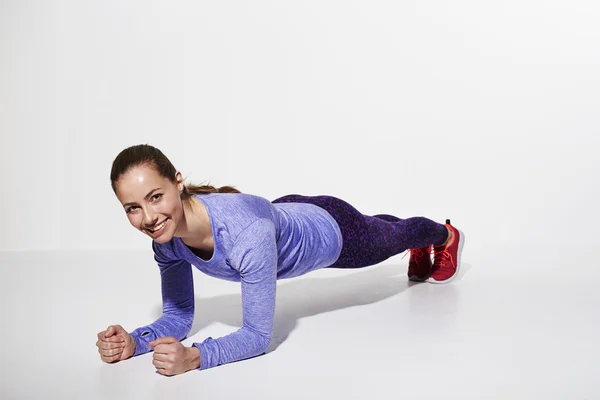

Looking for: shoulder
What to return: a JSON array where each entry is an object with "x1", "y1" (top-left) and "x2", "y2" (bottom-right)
[
  {"x1": 151, "y1": 239, "x2": 179, "y2": 264},
  {"x1": 229, "y1": 218, "x2": 277, "y2": 273},
  {"x1": 195, "y1": 193, "x2": 277, "y2": 231},
  {"x1": 196, "y1": 193, "x2": 278, "y2": 245},
  {"x1": 195, "y1": 192, "x2": 273, "y2": 211}
]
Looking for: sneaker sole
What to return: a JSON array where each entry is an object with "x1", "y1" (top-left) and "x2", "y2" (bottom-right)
[
  {"x1": 426, "y1": 229, "x2": 465, "y2": 284},
  {"x1": 409, "y1": 268, "x2": 431, "y2": 282}
]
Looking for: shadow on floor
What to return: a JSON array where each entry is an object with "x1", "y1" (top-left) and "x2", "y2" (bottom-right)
[{"x1": 151, "y1": 261, "x2": 472, "y2": 352}]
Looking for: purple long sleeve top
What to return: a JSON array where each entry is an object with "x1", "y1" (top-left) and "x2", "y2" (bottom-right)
[{"x1": 128, "y1": 193, "x2": 343, "y2": 370}]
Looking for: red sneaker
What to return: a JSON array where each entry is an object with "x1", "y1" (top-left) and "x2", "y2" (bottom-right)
[
  {"x1": 426, "y1": 219, "x2": 465, "y2": 284},
  {"x1": 407, "y1": 245, "x2": 433, "y2": 281}
]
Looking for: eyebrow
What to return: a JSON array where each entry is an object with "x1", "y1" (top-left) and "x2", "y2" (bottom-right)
[{"x1": 123, "y1": 188, "x2": 162, "y2": 207}]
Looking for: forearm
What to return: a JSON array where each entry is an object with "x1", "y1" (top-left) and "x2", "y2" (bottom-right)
[
  {"x1": 130, "y1": 312, "x2": 194, "y2": 356},
  {"x1": 193, "y1": 326, "x2": 272, "y2": 370}
]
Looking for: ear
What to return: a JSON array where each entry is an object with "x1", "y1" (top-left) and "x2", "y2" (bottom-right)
[{"x1": 175, "y1": 171, "x2": 184, "y2": 193}]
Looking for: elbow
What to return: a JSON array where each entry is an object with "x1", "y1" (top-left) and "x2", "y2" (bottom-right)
[
  {"x1": 255, "y1": 332, "x2": 273, "y2": 355},
  {"x1": 179, "y1": 313, "x2": 194, "y2": 335},
  {"x1": 243, "y1": 325, "x2": 272, "y2": 355}
]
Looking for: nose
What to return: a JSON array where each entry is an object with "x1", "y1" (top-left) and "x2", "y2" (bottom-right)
[{"x1": 142, "y1": 207, "x2": 158, "y2": 228}]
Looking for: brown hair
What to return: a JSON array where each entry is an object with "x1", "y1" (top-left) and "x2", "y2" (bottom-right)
[{"x1": 110, "y1": 144, "x2": 241, "y2": 198}]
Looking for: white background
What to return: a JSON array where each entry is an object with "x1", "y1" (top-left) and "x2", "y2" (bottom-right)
[
  {"x1": 1, "y1": 1, "x2": 599, "y2": 399},
  {"x1": 2, "y1": 0, "x2": 598, "y2": 257}
]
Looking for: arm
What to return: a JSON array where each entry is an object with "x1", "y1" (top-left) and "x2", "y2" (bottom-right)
[
  {"x1": 129, "y1": 245, "x2": 195, "y2": 356},
  {"x1": 193, "y1": 218, "x2": 277, "y2": 370}
]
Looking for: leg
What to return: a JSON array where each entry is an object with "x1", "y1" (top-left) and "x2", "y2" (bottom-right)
[
  {"x1": 372, "y1": 214, "x2": 402, "y2": 222},
  {"x1": 272, "y1": 194, "x2": 449, "y2": 269}
]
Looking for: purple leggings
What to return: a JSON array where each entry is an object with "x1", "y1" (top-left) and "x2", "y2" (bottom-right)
[{"x1": 271, "y1": 194, "x2": 448, "y2": 269}]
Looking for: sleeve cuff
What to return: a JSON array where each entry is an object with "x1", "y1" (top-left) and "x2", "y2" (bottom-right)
[
  {"x1": 193, "y1": 337, "x2": 218, "y2": 370},
  {"x1": 129, "y1": 327, "x2": 158, "y2": 356}
]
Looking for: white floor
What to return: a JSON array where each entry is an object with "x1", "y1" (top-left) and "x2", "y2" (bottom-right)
[{"x1": 1, "y1": 246, "x2": 598, "y2": 400}]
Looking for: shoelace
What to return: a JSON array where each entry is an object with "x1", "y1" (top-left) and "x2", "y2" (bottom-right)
[
  {"x1": 433, "y1": 247, "x2": 452, "y2": 267},
  {"x1": 402, "y1": 247, "x2": 429, "y2": 262}
]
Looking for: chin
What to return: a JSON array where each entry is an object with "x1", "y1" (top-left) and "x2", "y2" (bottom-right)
[{"x1": 152, "y1": 232, "x2": 173, "y2": 244}]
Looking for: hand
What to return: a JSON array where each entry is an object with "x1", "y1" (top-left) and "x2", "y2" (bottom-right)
[
  {"x1": 149, "y1": 337, "x2": 201, "y2": 376},
  {"x1": 96, "y1": 324, "x2": 136, "y2": 363}
]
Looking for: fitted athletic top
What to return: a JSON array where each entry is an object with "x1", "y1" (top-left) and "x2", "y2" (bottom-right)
[{"x1": 129, "y1": 193, "x2": 343, "y2": 370}]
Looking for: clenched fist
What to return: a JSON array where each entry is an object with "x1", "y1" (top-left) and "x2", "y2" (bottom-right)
[
  {"x1": 96, "y1": 324, "x2": 136, "y2": 363},
  {"x1": 149, "y1": 336, "x2": 201, "y2": 376}
]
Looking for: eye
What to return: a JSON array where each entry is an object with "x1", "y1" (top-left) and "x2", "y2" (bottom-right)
[
  {"x1": 151, "y1": 193, "x2": 163, "y2": 202},
  {"x1": 125, "y1": 206, "x2": 138, "y2": 214}
]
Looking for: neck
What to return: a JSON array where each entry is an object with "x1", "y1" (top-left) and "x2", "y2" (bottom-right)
[{"x1": 177, "y1": 197, "x2": 212, "y2": 249}]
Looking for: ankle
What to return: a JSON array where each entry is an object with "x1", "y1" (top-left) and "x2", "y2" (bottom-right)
[{"x1": 438, "y1": 226, "x2": 453, "y2": 248}]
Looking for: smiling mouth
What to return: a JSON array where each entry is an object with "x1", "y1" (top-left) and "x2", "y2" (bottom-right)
[{"x1": 148, "y1": 219, "x2": 168, "y2": 233}]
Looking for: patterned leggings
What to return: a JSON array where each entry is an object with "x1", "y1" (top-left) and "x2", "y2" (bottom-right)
[{"x1": 271, "y1": 194, "x2": 448, "y2": 269}]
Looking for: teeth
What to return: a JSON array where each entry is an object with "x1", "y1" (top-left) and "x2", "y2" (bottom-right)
[{"x1": 151, "y1": 220, "x2": 166, "y2": 232}]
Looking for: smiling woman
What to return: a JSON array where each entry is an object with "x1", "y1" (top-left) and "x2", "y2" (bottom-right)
[
  {"x1": 96, "y1": 143, "x2": 465, "y2": 376},
  {"x1": 110, "y1": 145, "x2": 239, "y2": 248}
]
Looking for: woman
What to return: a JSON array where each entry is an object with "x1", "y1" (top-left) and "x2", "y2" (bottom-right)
[{"x1": 96, "y1": 144, "x2": 465, "y2": 376}]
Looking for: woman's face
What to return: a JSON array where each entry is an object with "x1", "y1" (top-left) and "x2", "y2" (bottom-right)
[{"x1": 114, "y1": 164, "x2": 185, "y2": 243}]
